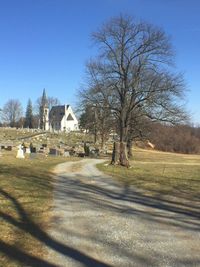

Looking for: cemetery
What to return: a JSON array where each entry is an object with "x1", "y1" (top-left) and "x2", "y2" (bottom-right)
[
  {"x1": 0, "y1": 127, "x2": 109, "y2": 161},
  {"x1": 0, "y1": 4, "x2": 200, "y2": 267}
]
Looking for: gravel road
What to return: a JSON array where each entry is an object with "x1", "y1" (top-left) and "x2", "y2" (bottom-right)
[{"x1": 46, "y1": 159, "x2": 200, "y2": 267}]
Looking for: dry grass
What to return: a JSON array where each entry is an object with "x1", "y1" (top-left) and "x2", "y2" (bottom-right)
[
  {"x1": 0, "y1": 151, "x2": 77, "y2": 267},
  {"x1": 97, "y1": 148, "x2": 200, "y2": 201}
]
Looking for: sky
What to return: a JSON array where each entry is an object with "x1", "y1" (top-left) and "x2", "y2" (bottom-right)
[{"x1": 0, "y1": 0, "x2": 200, "y2": 124}]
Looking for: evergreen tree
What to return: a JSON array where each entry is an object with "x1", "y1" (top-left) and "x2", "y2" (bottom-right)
[{"x1": 24, "y1": 99, "x2": 34, "y2": 128}]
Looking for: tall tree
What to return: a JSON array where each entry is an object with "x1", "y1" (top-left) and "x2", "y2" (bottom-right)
[
  {"x1": 48, "y1": 97, "x2": 60, "y2": 110},
  {"x1": 2, "y1": 99, "x2": 23, "y2": 127},
  {"x1": 80, "y1": 15, "x2": 188, "y2": 166},
  {"x1": 80, "y1": 104, "x2": 113, "y2": 148},
  {"x1": 24, "y1": 99, "x2": 34, "y2": 128}
]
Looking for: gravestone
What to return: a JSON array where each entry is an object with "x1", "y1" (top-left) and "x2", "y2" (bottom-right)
[
  {"x1": 30, "y1": 147, "x2": 36, "y2": 153},
  {"x1": 64, "y1": 151, "x2": 70, "y2": 157},
  {"x1": 16, "y1": 145, "x2": 25, "y2": 159},
  {"x1": 26, "y1": 148, "x2": 31, "y2": 154},
  {"x1": 39, "y1": 147, "x2": 45, "y2": 153},
  {"x1": 89, "y1": 147, "x2": 100, "y2": 158},
  {"x1": 78, "y1": 152, "x2": 85, "y2": 157},
  {"x1": 49, "y1": 148, "x2": 58, "y2": 156},
  {"x1": 42, "y1": 144, "x2": 47, "y2": 148}
]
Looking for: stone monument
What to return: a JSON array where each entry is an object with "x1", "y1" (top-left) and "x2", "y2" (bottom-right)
[{"x1": 16, "y1": 145, "x2": 25, "y2": 159}]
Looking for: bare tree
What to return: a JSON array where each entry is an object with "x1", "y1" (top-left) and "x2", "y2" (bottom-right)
[
  {"x1": 2, "y1": 99, "x2": 23, "y2": 127},
  {"x1": 80, "y1": 103, "x2": 113, "y2": 148},
  {"x1": 80, "y1": 15, "x2": 188, "y2": 166},
  {"x1": 35, "y1": 96, "x2": 60, "y2": 114},
  {"x1": 47, "y1": 97, "x2": 61, "y2": 110}
]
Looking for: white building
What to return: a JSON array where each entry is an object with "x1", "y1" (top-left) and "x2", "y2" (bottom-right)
[{"x1": 43, "y1": 105, "x2": 79, "y2": 132}]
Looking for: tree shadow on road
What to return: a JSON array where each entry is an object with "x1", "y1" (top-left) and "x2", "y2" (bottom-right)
[
  {"x1": 56, "y1": 174, "x2": 200, "y2": 232},
  {"x1": 1, "y1": 166, "x2": 200, "y2": 267}
]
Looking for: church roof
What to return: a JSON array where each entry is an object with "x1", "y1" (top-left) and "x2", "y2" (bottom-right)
[
  {"x1": 49, "y1": 105, "x2": 74, "y2": 122},
  {"x1": 49, "y1": 105, "x2": 65, "y2": 121},
  {"x1": 67, "y1": 114, "x2": 74, "y2": 121}
]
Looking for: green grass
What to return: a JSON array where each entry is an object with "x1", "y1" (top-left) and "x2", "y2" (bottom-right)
[
  {"x1": 0, "y1": 151, "x2": 77, "y2": 267},
  {"x1": 97, "y1": 148, "x2": 200, "y2": 200}
]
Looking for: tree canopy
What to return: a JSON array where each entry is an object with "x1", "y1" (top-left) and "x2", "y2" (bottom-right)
[{"x1": 80, "y1": 15, "x2": 188, "y2": 166}]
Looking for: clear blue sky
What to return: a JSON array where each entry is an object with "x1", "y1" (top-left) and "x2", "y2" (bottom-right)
[{"x1": 0, "y1": 0, "x2": 200, "y2": 124}]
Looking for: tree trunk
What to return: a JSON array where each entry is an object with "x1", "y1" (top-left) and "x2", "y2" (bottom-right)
[
  {"x1": 111, "y1": 141, "x2": 130, "y2": 167},
  {"x1": 127, "y1": 139, "x2": 133, "y2": 158},
  {"x1": 119, "y1": 142, "x2": 130, "y2": 167},
  {"x1": 117, "y1": 114, "x2": 130, "y2": 166},
  {"x1": 94, "y1": 130, "x2": 97, "y2": 144},
  {"x1": 111, "y1": 142, "x2": 120, "y2": 165},
  {"x1": 100, "y1": 132, "x2": 105, "y2": 149}
]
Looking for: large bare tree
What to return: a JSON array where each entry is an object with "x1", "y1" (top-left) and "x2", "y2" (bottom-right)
[{"x1": 80, "y1": 15, "x2": 188, "y2": 166}]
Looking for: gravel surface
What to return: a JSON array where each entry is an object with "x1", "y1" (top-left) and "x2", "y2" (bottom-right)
[{"x1": 46, "y1": 159, "x2": 200, "y2": 267}]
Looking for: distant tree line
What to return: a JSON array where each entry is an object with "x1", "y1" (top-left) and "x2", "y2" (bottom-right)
[
  {"x1": 0, "y1": 92, "x2": 60, "y2": 129},
  {"x1": 79, "y1": 106, "x2": 200, "y2": 155},
  {"x1": 148, "y1": 123, "x2": 200, "y2": 154}
]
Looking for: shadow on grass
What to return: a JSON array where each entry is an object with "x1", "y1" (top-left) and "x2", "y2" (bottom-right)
[
  {"x1": 0, "y1": 188, "x2": 112, "y2": 267},
  {"x1": 1, "y1": 162, "x2": 200, "y2": 266}
]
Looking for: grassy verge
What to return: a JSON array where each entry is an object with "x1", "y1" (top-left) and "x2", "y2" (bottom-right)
[
  {"x1": 97, "y1": 149, "x2": 200, "y2": 201},
  {"x1": 0, "y1": 151, "x2": 76, "y2": 267}
]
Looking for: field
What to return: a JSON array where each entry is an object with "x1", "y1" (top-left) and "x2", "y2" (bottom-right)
[
  {"x1": 98, "y1": 148, "x2": 200, "y2": 202},
  {"x1": 0, "y1": 151, "x2": 74, "y2": 267},
  {"x1": 1, "y1": 143, "x2": 200, "y2": 266}
]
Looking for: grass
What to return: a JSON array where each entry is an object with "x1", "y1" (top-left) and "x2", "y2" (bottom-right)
[
  {"x1": 0, "y1": 128, "x2": 93, "y2": 147},
  {"x1": 97, "y1": 148, "x2": 200, "y2": 201},
  {"x1": 1, "y1": 146, "x2": 199, "y2": 265},
  {"x1": 0, "y1": 151, "x2": 77, "y2": 267}
]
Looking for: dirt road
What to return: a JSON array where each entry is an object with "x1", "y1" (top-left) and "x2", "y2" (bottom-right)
[{"x1": 46, "y1": 159, "x2": 200, "y2": 267}]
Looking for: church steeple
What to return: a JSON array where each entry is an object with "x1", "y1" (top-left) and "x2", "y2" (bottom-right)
[
  {"x1": 41, "y1": 88, "x2": 48, "y2": 108},
  {"x1": 40, "y1": 88, "x2": 49, "y2": 130}
]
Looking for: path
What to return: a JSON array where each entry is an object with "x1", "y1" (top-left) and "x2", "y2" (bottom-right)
[{"x1": 46, "y1": 159, "x2": 200, "y2": 267}]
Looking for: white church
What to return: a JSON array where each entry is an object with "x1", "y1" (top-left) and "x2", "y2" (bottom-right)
[{"x1": 40, "y1": 90, "x2": 79, "y2": 132}]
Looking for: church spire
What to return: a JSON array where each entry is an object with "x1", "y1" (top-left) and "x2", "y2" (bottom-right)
[
  {"x1": 41, "y1": 88, "x2": 48, "y2": 108},
  {"x1": 39, "y1": 88, "x2": 49, "y2": 130}
]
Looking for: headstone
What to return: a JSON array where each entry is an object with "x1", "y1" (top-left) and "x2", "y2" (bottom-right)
[
  {"x1": 26, "y1": 148, "x2": 31, "y2": 154},
  {"x1": 84, "y1": 143, "x2": 90, "y2": 156},
  {"x1": 16, "y1": 145, "x2": 25, "y2": 159},
  {"x1": 78, "y1": 152, "x2": 85, "y2": 157},
  {"x1": 39, "y1": 147, "x2": 45, "y2": 153},
  {"x1": 30, "y1": 147, "x2": 36, "y2": 153},
  {"x1": 42, "y1": 144, "x2": 47, "y2": 148},
  {"x1": 6, "y1": 146, "x2": 12, "y2": 151},
  {"x1": 49, "y1": 148, "x2": 57, "y2": 156},
  {"x1": 89, "y1": 148, "x2": 100, "y2": 158},
  {"x1": 64, "y1": 151, "x2": 70, "y2": 157}
]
